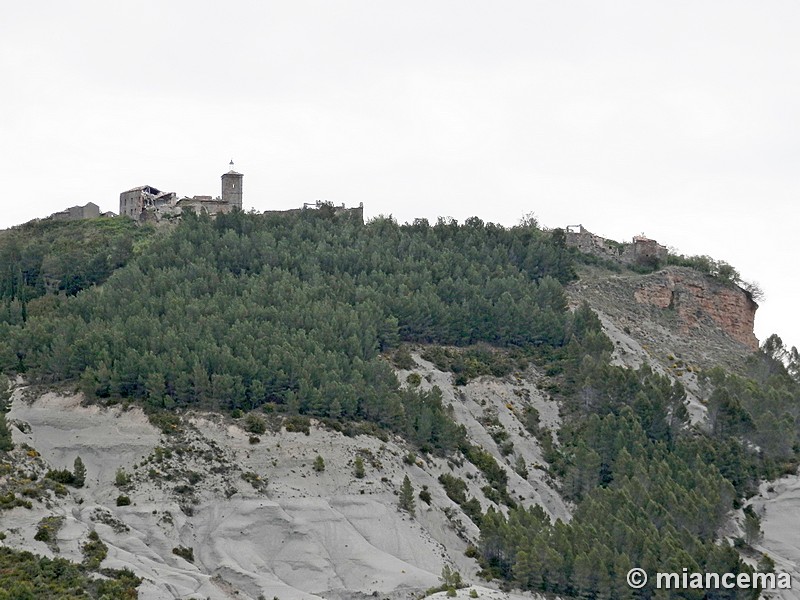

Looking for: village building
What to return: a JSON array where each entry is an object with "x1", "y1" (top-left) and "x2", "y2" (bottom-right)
[
  {"x1": 50, "y1": 202, "x2": 102, "y2": 221},
  {"x1": 121, "y1": 162, "x2": 363, "y2": 223}
]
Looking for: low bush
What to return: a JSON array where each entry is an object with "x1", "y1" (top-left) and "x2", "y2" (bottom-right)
[
  {"x1": 243, "y1": 414, "x2": 267, "y2": 434},
  {"x1": 313, "y1": 455, "x2": 325, "y2": 472},
  {"x1": 147, "y1": 411, "x2": 181, "y2": 434},
  {"x1": 45, "y1": 468, "x2": 74, "y2": 485},
  {"x1": 82, "y1": 530, "x2": 108, "y2": 570},
  {"x1": 172, "y1": 545, "x2": 194, "y2": 563},
  {"x1": 115, "y1": 468, "x2": 132, "y2": 488},
  {"x1": 283, "y1": 415, "x2": 311, "y2": 435}
]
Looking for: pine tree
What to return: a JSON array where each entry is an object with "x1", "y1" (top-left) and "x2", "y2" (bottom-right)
[
  {"x1": 0, "y1": 377, "x2": 12, "y2": 452},
  {"x1": 313, "y1": 455, "x2": 325, "y2": 472},
  {"x1": 354, "y1": 455, "x2": 365, "y2": 479},
  {"x1": 399, "y1": 475, "x2": 415, "y2": 515},
  {"x1": 744, "y1": 508, "x2": 762, "y2": 545},
  {"x1": 441, "y1": 565, "x2": 462, "y2": 596},
  {"x1": 73, "y1": 456, "x2": 86, "y2": 488},
  {"x1": 514, "y1": 455, "x2": 528, "y2": 478},
  {"x1": 0, "y1": 419, "x2": 11, "y2": 452}
]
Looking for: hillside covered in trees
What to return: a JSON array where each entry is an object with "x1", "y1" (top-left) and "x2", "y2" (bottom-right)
[
  {"x1": 0, "y1": 211, "x2": 574, "y2": 452},
  {"x1": 1, "y1": 209, "x2": 799, "y2": 599}
]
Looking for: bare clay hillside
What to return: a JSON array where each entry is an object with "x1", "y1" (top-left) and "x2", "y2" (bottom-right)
[{"x1": 2, "y1": 354, "x2": 561, "y2": 600}]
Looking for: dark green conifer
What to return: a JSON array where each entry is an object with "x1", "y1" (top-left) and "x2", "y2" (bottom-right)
[{"x1": 399, "y1": 475, "x2": 415, "y2": 515}]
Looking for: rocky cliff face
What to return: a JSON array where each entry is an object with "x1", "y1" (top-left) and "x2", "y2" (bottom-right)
[
  {"x1": 568, "y1": 266, "x2": 759, "y2": 380},
  {"x1": 632, "y1": 267, "x2": 759, "y2": 351}
]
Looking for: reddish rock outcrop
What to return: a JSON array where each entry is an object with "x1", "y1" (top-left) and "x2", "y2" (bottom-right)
[{"x1": 633, "y1": 268, "x2": 759, "y2": 351}]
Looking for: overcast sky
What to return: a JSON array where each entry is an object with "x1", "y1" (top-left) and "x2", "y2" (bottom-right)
[{"x1": 2, "y1": 1, "x2": 798, "y2": 351}]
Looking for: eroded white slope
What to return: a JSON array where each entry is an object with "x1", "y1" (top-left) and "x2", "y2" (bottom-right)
[
  {"x1": 2, "y1": 367, "x2": 556, "y2": 600},
  {"x1": 750, "y1": 476, "x2": 800, "y2": 600},
  {"x1": 397, "y1": 354, "x2": 569, "y2": 523}
]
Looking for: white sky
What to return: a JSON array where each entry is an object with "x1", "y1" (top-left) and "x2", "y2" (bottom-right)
[{"x1": 1, "y1": 1, "x2": 798, "y2": 352}]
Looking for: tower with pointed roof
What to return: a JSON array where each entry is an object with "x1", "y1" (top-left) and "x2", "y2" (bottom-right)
[{"x1": 221, "y1": 160, "x2": 243, "y2": 210}]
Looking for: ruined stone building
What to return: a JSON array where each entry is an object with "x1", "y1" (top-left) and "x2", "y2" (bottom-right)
[
  {"x1": 263, "y1": 200, "x2": 364, "y2": 222},
  {"x1": 629, "y1": 234, "x2": 668, "y2": 266},
  {"x1": 50, "y1": 202, "x2": 102, "y2": 221},
  {"x1": 120, "y1": 164, "x2": 244, "y2": 223},
  {"x1": 565, "y1": 224, "x2": 668, "y2": 267},
  {"x1": 121, "y1": 163, "x2": 364, "y2": 224},
  {"x1": 119, "y1": 186, "x2": 177, "y2": 220}
]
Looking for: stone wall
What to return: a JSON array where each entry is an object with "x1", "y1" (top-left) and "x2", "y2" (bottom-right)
[
  {"x1": 176, "y1": 197, "x2": 234, "y2": 217},
  {"x1": 263, "y1": 202, "x2": 364, "y2": 223},
  {"x1": 50, "y1": 202, "x2": 101, "y2": 221},
  {"x1": 565, "y1": 225, "x2": 624, "y2": 261},
  {"x1": 565, "y1": 225, "x2": 668, "y2": 267}
]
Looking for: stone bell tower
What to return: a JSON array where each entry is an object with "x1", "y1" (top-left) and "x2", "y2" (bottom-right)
[{"x1": 221, "y1": 160, "x2": 243, "y2": 210}]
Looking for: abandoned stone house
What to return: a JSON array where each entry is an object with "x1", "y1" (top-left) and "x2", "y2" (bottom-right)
[
  {"x1": 50, "y1": 202, "x2": 104, "y2": 221},
  {"x1": 119, "y1": 186, "x2": 176, "y2": 220},
  {"x1": 565, "y1": 224, "x2": 668, "y2": 266},
  {"x1": 120, "y1": 164, "x2": 243, "y2": 223}
]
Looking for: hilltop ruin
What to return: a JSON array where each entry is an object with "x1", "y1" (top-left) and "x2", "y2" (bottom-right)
[
  {"x1": 49, "y1": 202, "x2": 115, "y2": 221},
  {"x1": 120, "y1": 163, "x2": 243, "y2": 223},
  {"x1": 120, "y1": 162, "x2": 363, "y2": 224},
  {"x1": 565, "y1": 224, "x2": 668, "y2": 268}
]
